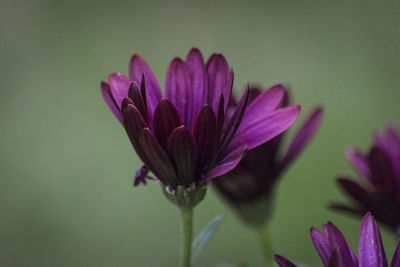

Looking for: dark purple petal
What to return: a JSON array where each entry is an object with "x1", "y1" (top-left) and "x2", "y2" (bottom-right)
[
  {"x1": 206, "y1": 54, "x2": 233, "y2": 113},
  {"x1": 123, "y1": 104, "x2": 160, "y2": 179},
  {"x1": 152, "y1": 99, "x2": 182, "y2": 149},
  {"x1": 167, "y1": 126, "x2": 197, "y2": 186},
  {"x1": 129, "y1": 54, "x2": 162, "y2": 117},
  {"x1": 247, "y1": 87, "x2": 262, "y2": 102},
  {"x1": 374, "y1": 125, "x2": 400, "y2": 183},
  {"x1": 108, "y1": 73, "x2": 131, "y2": 108},
  {"x1": 138, "y1": 128, "x2": 178, "y2": 187},
  {"x1": 121, "y1": 97, "x2": 134, "y2": 111},
  {"x1": 280, "y1": 89, "x2": 291, "y2": 107},
  {"x1": 327, "y1": 249, "x2": 341, "y2": 267},
  {"x1": 274, "y1": 255, "x2": 297, "y2": 267},
  {"x1": 368, "y1": 146, "x2": 397, "y2": 189},
  {"x1": 185, "y1": 48, "x2": 207, "y2": 127},
  {"x1": 215, "y1": 93, "x2": 225, "y2": 147},
  {"x1": 193, "y1": 105, "x2": 216, "y2": 179},
  {"x1": 165, "y1": 58, "x2": 193, "y2": 127},
  {"x1": 101, "y1": 81, "x2": 123, "y2": 125},
  {"x1": 218, "y1": 88, "x2": 249, "y2": 159},
  {"x1": 337, "y1": 177, "x2": 371, "y2": 207},
  {"x1": 278, "y1": 107, "x2": 323, "y2": 171},
  {"x1": 310, "y1": 227, "x2": 331, "y2": 266},
  {"x1": 345, "y1": 147, "x2": 372, "y2": 182},
  {"x1": 329, "y1": 203, "x2": 365, "y2": 217},
  {"x1": 228, "y1": 106, "x2": 301, "y2": 152},
  {"x1": 241, "y1": 130, "x2": 284, "y2": 179},
  {"x1": 128, "y1": 82, "x2": 148, "y2": 123},
  {"x1": 123, "y1": 103, "x2": 148, "y2": 141},
  {"x1": 140, "y1": 73, "x2": 147, "y2": 108},
  {"x1": 359, "y1": 212, "x2": 388, "y2": 267},
  {"x1": 206, "y1": 145, "x2": 247, "y2": 179},
  {"x1": 325, "y1": 222, "x2": 358, "y2": 267},
  {"x1": 385, "y1": 126, "x2": 400, "y2": 179},
  {"x1": 391, "y1": 241, "x2": 400, "y2": 267},
  {"x1": 240, "y1": 85, "x2": 285, "y2": 130}
]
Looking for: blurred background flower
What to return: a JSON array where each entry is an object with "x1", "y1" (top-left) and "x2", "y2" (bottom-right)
[
  {"x1": 213, "y1": 87, "x2": 322, "y2": 228},
  {"x1": 275, "y1": 213, "x2": 400, "y2": 267},
  {"x1": 1, "y1": 0, "x2": 400, "y2": 266},
  {"x1": 212, "y1": 86, "x2": 322, "y2": 264},
  {"x1": 331, "y1": 124, "x2": 400, "y2": 234}
]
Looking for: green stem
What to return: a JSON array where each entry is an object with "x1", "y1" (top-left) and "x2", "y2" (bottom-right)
[
  {"x1": 258, "y1": 227, "x2": 273, "y2": 266},
  {"x1": 179, "y1": 207, "x2": 193, "y2": 267}
]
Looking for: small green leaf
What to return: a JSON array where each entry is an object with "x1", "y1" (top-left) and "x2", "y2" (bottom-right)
[{"x1": 191, "y1": 214, "x2": 224, "y2": 264}]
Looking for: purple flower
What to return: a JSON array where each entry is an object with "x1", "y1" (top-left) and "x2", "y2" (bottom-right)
[
  {"x1": 100, "y1": 48, "x2": 300, "y2": 203},
  {"x1": 331, "y1": 124, "x2": 400, "y2": 233},
  {"x1": 212, "y1": 87, "x2": 322, "y2": 226},
  {"x1": 274, "y1": 212, "x2": 400, "y2": 267}
]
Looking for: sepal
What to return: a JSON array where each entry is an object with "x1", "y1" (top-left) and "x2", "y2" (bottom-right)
[{"x1": 162, "y1": 181, "x2": 208, "y2": 208}]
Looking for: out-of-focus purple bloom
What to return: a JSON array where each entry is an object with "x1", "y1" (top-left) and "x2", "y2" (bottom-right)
[
  {"x1": 101, "y1": 48, "x2": 300, "y2": 203},
  {"x1": 213, "y1": 87, "x2": 322, "y2": 226},
  {"x1": 275, "y1": 212, "x2": 400, "y2": 267},
  {"x1": 331, "y1": 124, "x2": 400, "y2": 233}
]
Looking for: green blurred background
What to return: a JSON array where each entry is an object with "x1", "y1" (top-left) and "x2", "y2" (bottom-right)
[{"x1": 1, "y1": 0, "x2": 400, "y2": 266}]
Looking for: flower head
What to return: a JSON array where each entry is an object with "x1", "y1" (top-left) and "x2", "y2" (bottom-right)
[
  {"x1": 213, "y1": 87, "x2": 322, "y2": 226},
  {"x1": 274, "y1": 212, "x2": 400, "y2": 267},
  {"x1": 331, "y1": 124, "x2": 400, "y2": 233},
  {"x1": 101, "y1": 48, "x2": 300, "y2": 206}
]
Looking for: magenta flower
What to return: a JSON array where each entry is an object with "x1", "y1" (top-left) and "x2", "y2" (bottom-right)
[
  {"x1": 213, "y1": 87, "x2": 322, "y2": 226},
  {"x1": 274, "y1": 213, "x2": 400, "y2": 267},
  {"x1": 100, "y1": 48, "x2": 300, "y2": 202},
  {"x1": 331, "y1": 124, "x2": 400, "y2": 233}
]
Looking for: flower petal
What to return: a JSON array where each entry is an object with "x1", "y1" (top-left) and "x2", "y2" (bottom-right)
[
  {"x1": 368, "y1": 146, "x2": 397, "y2": 189},
  {"x1": 325, "y1": 222, "x2": 358, "y2": 267},
  {"x1": 193, "y1": 105, "x2": 216, "y2": 178},
  {"x1": 310, "y1": 227, "x2": 331, "y2": 266},
  {"x1": 138, "y1": 128, "x2": 178, "y2": 187},
  {"x1": 122, "y1": 104, "x2": 160, "y2": 179},
  {"x1": 167, "y1": 126, "x2": 197, "y2": 186},
  {"x1": 206, "y1": 145, "x2": 247, "y2": 179},
  {"x1": 359, "y1": 212, "x2": 388, "y2": 267},
  {"x1": 108, "y1": 73, "x2": 131, "y2": 108},
  {"x1": 214, "y1": 94, "x2": 225, "y2": 159},
  {"x1": 153, "y1": 99, "x2": 182, "y2": 149},
  {"x1": 129, "y1": 54, "x2": 162, "y2": 116},
  {"x1": 123, "y1": 103, "x2": 148, "y2": 141},
  {"x1": 186, "y1": 48, "x2": 207, "y2": 127},
  {"x1": 345, "y1": 147, "x2": 372, "y2": 182},
  {"x1": 215, "y1": 93, "x2": 225, "y2": 138},
  {"x1": 247, "y1": 87, "x2": 262, "y2": 102},
  {"x1": 228, "y1": 105, "x2": 301, "y2": 153},
  {"x1": 280, "y1": 88, "x2": 291, "y2": 107},
  {"x1": 385, "y1": 125, "x2": 400, "y2": 179},
  {"x1": 128, "y1": 82, "x2": 148, "y2": 123},
  {"x1": 101, "y1": 81, "x2": 123, "y2": 125},
  {"x1": 374, "y1": 125, "x2": 400, "y2": 179},
  {"x1": 278, "y1": 107, "x2": 323, "y2": 172},
  {"x1": 327, "y1": 249, "x2": 341, "y2": 267},
  {"x1": 274, "y1": 255, "x2": 297, "y2": 267},
  {"x1": 165, "y1": 58, "x2": 193, "y2": 127},
  {"x1": 390, "y1": 241, "x2": 400, "y2": 267},
  {"x1": 240, "y1": 85, "x2": 285, "y2": 130},
  {"x1": 206, "y1": 54, "x2": 233, "y2": 113},
  {"x1": 329, "y1": 203, "x2": 365, "y2": 217},
  {"x1": 337, "y1": 177, "x2": 371, "y2": 207},
  {"x1": 218, "y1": 88, "x2": 249, "y2": 159}
]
